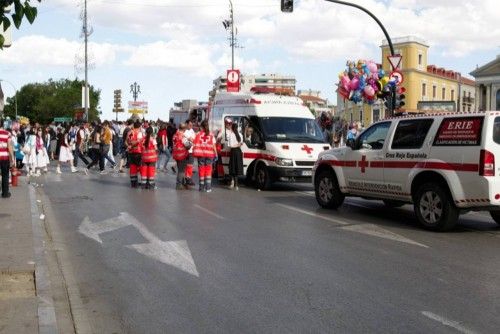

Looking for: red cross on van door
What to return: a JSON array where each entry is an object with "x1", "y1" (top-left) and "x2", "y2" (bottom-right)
[
  {"x1": 358, "y1": 155, "x2": 369, "y2": 173},
  {"x1": 301, "y1": 145, "x2": 313, "y2": 154}
]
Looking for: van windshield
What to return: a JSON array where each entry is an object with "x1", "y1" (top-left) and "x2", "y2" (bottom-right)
[{"x1": 258, "y1": 117, "x2": 326, "y2": 143}]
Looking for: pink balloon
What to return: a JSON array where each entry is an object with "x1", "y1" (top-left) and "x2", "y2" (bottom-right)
[
  {"x1": 341, "y1": 75, "x2": 350, "y2": 91},
  {"x1": 364, "y1": 85, "x2": 375, "y2": 97},
  {"x1": 349, "y1": 77, "x2": 359, "y2": 90},
  {"x1": 368, "y1": 62, "x2": 378, "y2": 73}
]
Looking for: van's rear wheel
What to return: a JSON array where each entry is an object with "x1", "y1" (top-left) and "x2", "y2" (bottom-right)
[
  {"x1": 315, "y1": 170, "x2": 344, "y2": 209},
  {"x1": 414, "y1": 183, "x2": 459, "y2": 231},
  {"x1": 255, "y1": 163, "x2": 272, "y2": 190},
  {"x1": 489, "y1": 211, "x2": 500, "y2": 225}
]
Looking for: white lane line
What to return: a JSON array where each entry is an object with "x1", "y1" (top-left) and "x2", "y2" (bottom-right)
[
  {"x1": 295, "y1": 191, "x2": 314, "y2": 197},
  {"x1": 276, "y1": 203, "x2": 428, "y2": 248},
  {"x1": 275, "y1": 203, "x2": 349, "y2": 225},
  {"x1": 193, "y1": 204, "x2": 225, "y2": 220},
  {"x1": 421, "y1": 311, "x2": 477, "y2": 334}
]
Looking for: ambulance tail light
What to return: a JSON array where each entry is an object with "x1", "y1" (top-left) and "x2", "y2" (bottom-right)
[
  {"x1": 479, "y1": 149, "x2": 495, "y2": 176},
  {"x1": 282, "y1": 145, "x2": 289, "y2": 150}
]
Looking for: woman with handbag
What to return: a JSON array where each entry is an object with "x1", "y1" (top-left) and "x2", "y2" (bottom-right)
[{"x1": 56, "y1": 126, "x2": 77, "y2": 174}]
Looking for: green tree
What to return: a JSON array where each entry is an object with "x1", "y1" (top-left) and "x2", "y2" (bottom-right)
[
  {"x1": 1, "y1": 0, "x2": 41, "y2": 48},
  {"x1": 3, "y1": 78, "x2": 101, "y2": 123}
]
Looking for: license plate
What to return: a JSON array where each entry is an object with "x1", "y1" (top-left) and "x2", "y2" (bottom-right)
[{"x1": 301, "y1": 170, "x2": 312, "y2": 176}]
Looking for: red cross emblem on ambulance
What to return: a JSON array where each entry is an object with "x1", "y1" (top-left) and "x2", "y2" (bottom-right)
[
  {"x1": 301, "y1": 145, "x2": 313, "y2": 154},
  {"x1": 358, "y1": 155, "x2": 369, "y2": 173}
]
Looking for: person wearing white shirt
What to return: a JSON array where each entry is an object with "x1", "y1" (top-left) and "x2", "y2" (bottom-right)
[
  {"x1": 183, "y1": 120, "x2": 196, "y2": 186},
  {"x1": 227, "y1": 122, "x2": 243, "y2": 190}
]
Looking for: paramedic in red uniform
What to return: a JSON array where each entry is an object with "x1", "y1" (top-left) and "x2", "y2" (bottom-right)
[
  {"x1": 127, "y1": 121, "x2": 144, "y2": 188},
  {"x1": 192, "y1": 120, "x2": 217, "y2": 192},
  {"x1": 173, "y1": 123, "x2": 190, "y2": 190},
  {"x1": 0, "y1": 119, "x2": 15, "y2": 198},
  {"x1": 140, "y1": 127, "x2": 158, "y2": 189}
]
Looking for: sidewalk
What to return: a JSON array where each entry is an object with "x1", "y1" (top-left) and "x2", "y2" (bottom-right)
[{"x1": 0, "y1": 179, "x2": 37, "y2": 333}]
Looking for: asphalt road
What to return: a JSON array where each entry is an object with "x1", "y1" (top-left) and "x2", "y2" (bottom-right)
[{"x1": 34, "y1": 167, "x2": 500, "y2": 334}]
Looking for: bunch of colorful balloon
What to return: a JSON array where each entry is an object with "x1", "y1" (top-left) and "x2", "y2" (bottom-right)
[{"x1": 337, "y1": 60, "x2": 395, "y2": 104}]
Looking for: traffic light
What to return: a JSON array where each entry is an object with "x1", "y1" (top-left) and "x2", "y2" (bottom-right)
[
  {"x1": 395, "y1": 87, "x2": 406, "y2": 110},
  {"x1": 281, "y1": 0, "x2": 293, "y2": 12},
  {"x1": 113, "y1": 89, "x2": 122, "y2": 110},
  {"x1": 384, "y1": 96, "x2": 393, "y2": 112}
]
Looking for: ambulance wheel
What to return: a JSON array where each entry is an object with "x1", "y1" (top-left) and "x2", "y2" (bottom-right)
[
  {"x1": 489, "y1": 211, "x2": 500, "y2": 225},
  {"x1": 255, "y1": 163, "x2": 272, "y2": 190},
  {"x1": 414, "y1": 183, "x2": 459, "y2": 231},
  {"x1": 383, "y1": 199, "x2": 405, "y2": 208},
  {"x1": 315, "y1": 170, "x2": 344, "y2": 209}
]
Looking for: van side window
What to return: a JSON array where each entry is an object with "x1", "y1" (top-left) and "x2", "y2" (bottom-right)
[
  {"x1": 493, "y1": 117, "x2": 500, "y2": 145},
  {"x1": 358, "y1": 122, "x2": 391, "y2": 150},
  {"x1": 391, "y1": 119, "x2": 433, "y2": 150}
]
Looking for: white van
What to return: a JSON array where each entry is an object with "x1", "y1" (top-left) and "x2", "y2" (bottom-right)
[
  {"x1": 210, "y1": 91, "x2": 331, "y2": 189},
  {"x1": 313, "y1": 111, "x2": 500, "y2": 231}
]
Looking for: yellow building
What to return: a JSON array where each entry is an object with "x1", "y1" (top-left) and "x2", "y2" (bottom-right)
[
  {"x1": 381, "y1": 36, "x2": 475, "y2": 114},
  {"x1": 339, "y1": 36, "x2": 476, "y2": 126}
]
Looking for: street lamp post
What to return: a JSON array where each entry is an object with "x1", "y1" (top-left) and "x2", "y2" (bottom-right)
[
  {"x1": 0, "y1": 79, "x2": 18, "y2": 120},
  {"x1": 130, "y1": 82, "x2": 141, "y2": 102},
  {"x1": 323, "y1": 0, "x2": 397, "y2": 116}
]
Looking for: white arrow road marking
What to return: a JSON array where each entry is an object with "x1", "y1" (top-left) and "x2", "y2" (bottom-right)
[
  {"x1": 421, "y1": 311, "x2": 476, "y2": 334},
  {"x1": 78, "y1": 213, "x2": 132, "y2": 243},
  {"x1": 276, "y1": 203, "x2": 428, "y2": 248},
  {"x1": 78, "y1": 212, "x2": 199, "y2": 277}
]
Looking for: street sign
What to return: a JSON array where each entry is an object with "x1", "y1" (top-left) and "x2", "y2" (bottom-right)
[
  {"x1": 128, "y1": 101, "x2": 148, "y2": 114},
  {"x1": 390, "y1": 70, "x2": 404, "y2": 85},
  {"x1": 387, "y1": 54, "x2": 402, "y2": 70},
  {"x1": 54, "y1": 117, "x2": 72, "y2": 123},
  {"x1": 226, "y1": 69, "x2": 240, "y2": 92}
]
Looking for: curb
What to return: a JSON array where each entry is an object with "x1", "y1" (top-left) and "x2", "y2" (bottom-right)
[{"x1": 29, "y1": 185, "x2": 59, "y2": 334}]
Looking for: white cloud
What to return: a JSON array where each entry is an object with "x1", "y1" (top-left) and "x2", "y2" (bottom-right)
[
  {"x1": 124, "y1": 40, "x2": 218, "y2": 77},
  {"x1": 215, "y1": 53, "x2": 260, "y2": 74},
  {"x1": 0, "y1": 35, "x2": 119, "y2": 66}
]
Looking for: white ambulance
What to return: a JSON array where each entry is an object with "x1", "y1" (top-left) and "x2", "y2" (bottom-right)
[
  {"x1": 313, "y1": 111, "x2": 500, "y2": 231},
  {"x1": 210, "y1": 91, "x2": 331, "y2": 189}
]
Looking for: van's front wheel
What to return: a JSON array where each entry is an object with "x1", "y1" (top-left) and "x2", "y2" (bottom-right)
[
  {"x1": 255, "y1": 163, "x2": 272, "y2": 190},
  {"x1": 315, "y1": 170, "x2": 344, "y2": 209},
  {"x1": 414, "y1": 183, "x2": 458, "y2": 231}
]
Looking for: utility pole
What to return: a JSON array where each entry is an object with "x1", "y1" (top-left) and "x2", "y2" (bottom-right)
[
  {"x1": 230, "y1": 0, "x2": 234, "y2": 70},
  {"x1": 223, "y1": 0, "x2": 241, "y2": 70},
  {"x1": 84, "y1": 0, "x2": 89, "y2": 121}
]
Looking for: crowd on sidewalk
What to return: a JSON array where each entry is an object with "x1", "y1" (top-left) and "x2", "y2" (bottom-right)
[{"x1": 0, "y1": 116, "x2": 245, "y2": 196}]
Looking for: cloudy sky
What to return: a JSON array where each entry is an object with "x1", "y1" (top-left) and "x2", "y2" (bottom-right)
[{"x1": 0, "y1": 0, "x2": 499, "y2": 120}]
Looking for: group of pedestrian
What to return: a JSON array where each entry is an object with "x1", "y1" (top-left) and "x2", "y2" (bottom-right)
[{"x1": 0, "y1": 116, "x2": 247, "y2": 197}]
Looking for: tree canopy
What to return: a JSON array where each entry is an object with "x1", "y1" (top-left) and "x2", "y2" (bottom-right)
[
  {"x1": 3, "y1": 78, "x2": 101, "y2": 123},
  {"x1": 1, "y1": 0, "x2": 41, "y2": 48}
]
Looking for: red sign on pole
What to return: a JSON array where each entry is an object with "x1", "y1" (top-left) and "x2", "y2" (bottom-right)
[{"x1": 227, "y1": 69, "x2": 241, "y2": 92}]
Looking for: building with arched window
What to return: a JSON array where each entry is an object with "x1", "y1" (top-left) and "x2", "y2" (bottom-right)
[{"x1": 470, "y1": 55, "x2": 500, "y2": 111}]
